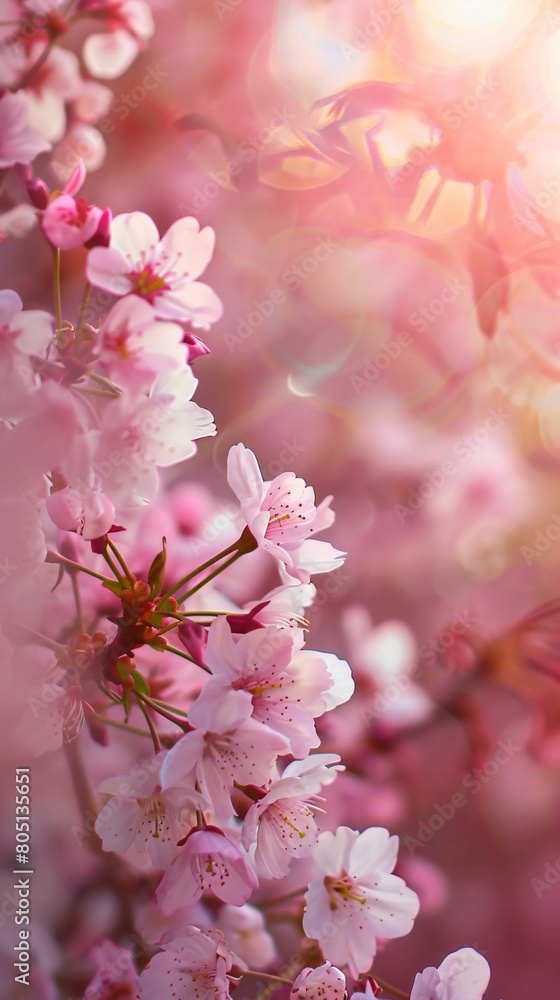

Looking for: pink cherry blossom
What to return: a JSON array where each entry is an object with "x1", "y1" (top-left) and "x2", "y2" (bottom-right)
[
  {"x1": 156, "y1": 828, "x2": 258, "y2": 913},
  {"x1": 82, "y1": 0, "x2": 155, "y2": 79},
  {"x1": 86, "y1": 211, "x2": 223, "y2": 327},
  {"x1": 216, "y1": 903, "x2": 277, "y2": 970},
  {"x1": 138, "y1": 926, "x2": 239, "y2": 1000},
  {"x1": 46, "y1": 487, "x2": 115, "y2": 541},
  {"x1": 291, "y1": 963, "x2": 347, "y2": 1000},
  {"x1": 94, "y1": 751, "x2": 208, "y2": 869},
  {"x1": 410, "y1": 948, "x2": 491, "y2": 1000},
  {"x1": 97, "y1": 294, "x2": 188, "y2": 392},
  {"x1": 303, "y1": 826, "x2": 420, "y2": 978},
  {"x1": 188, "y1": 618, "x2": 328, "y2": 758},
  {"x1": 10, "y1": 43, "x2": 83, "y2": 143},
  {"x1": 0, "y1": 92, "x2": 51, "y2": 168},
  {"x1": 0, "y1": 289, "x2": 54, "y2": 413},
  {"x1": 42, "y1": 195, "x2": 102, "y2": 250},
  {"x1": 160, "y1": 685, "x2": 290, "y2": 817},
  {"x1": 83, "y1": 939, "x2": 139, "y2": 1000},
  {"x1": 19, "y1": 678, "x2": 84, "y2": 756},
  {"x1": 227, "y1": 443, "x2": 345, "y2": 583},
  {"x1": 41, "y1": 158, "x2": 106, "y2": 250},
  {"x1": 241, "y1": 754, "x2": 343, "y2": 878},
  {"x1": 92, "y1": 367, "x2": 216, "y2": 506}
]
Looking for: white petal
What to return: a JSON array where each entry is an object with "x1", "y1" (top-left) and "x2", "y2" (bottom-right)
[{"x1": 83, "y1": 29, "x2": 139, "y2": 79}]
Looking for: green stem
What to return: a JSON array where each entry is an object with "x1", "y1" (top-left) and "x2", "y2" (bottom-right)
[
  {"x1": 136, "y1": 691, "x2": 191, "y2": 729},
  {"x1": 53, "y1": 247, "x2": 62, "y2": 329},
  {"x1": 137, "y1": 696, "x2": 161, "y2": 753},
  {"x1": 161, "y1": 643, "x2": 200, "y2": 665},
  {"x1": 241, "y1": 972, "x2": 294, "y2": 987},
  {"x1": 159, "y1": 539, "x2": 241, "y2": 605},
  {"x1": 146, "y1": 698, "x2": 190, "y2": 719},
  {"x1": 182, "y1": 610, "x2": 231, "y2": 617},
  {"x1": 84, "y1": 710, "x2": 152, "y2": 739},
  {"x1": 102, "y1": 548, "x2": 124, "y2": 585},
  {"x1": 8, "y1": 624, "x2": 67, "y2": 656},
  {"x1": 107, "y1": 538, "x2": 135, "y2": 588},
  {"x1": 96, "y1": 679, "x2": 123, "y2": 705},
  {"x1": 176, "y1": 550, "x2": 244, "y2": 606},
  {"x1": 46, "y1": 548, "x2": 113, "y2": 584},
  {"x1": 75, "y1": 281, "x2": 91, "y2": 342},
  {"x1": 14, "y1": 37, "x2": 56, "y2": 92},
  {"x1": 71, "y1": 571, "x2": 85, "y2": 633}
]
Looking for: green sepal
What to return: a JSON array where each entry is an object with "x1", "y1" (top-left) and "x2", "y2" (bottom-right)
[
  {"x1": 148, "y1": 538, "x2": 167, "y2": 598},
  {"x1": 102, "y1": 579, "x2": 123, "y2": 596},
  {"x1": 130, "y1": 670, "x2": 151, "y2": 696}
]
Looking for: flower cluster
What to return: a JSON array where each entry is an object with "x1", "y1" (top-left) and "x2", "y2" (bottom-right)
[{"x1": 0, "y1": 0, "x2": 518, "y2": 997}]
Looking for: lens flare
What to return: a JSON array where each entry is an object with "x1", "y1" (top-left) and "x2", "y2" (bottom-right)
[{"x1": 415, "y1": 0, "x2": 540, "y2": 60}]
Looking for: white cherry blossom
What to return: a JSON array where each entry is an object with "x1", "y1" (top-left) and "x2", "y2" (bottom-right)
[
  {"x1": 303, "y1": 826, "x2": 420, "y2": 978},
  {"x1": 227, "y1": 443, "x2": 346, "y2": 583}
]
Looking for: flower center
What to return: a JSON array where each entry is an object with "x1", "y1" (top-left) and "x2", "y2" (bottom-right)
[
  {"x1": 130, "y1": 264, "x2": 169, "y2": 300},
  {"x1": 324, "y1": 874, "x2": 367, "y2": 909}
]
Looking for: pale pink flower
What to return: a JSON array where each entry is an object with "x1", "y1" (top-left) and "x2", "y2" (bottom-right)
[
  {"x1": 160, "y1": 685, "x2": 290, "y2": 817},
  {"x1": 410, "y1": 948, "x2": 491, "y2": 1000},
  {"x1": 0, "y1": 289, "x2": 53, "y2": 412},
  {"x1": 291, "y1": 963, "x2": 346, "y2": 1000},
  {"x1": 83, "y1": 939, "x2": 139, "y2": 1000},
  {"x1": 342, "y1": 609, "x2": 433, "y2": 730},
  {"x1": 138, "y1": 926, "x2": 239, "y2": 1000},
  {"x1": 51, "y1": 122, "x2": 107, "y2": 183},
  {"x1": 229, "y1": 581, "x2": 316, "y2": 633},
  {"x1": 92, "y1": 367, "x2": 216, "y2": 506},
  {"x1": 242, "y1": 754, "x2": 343, "y2": 878},
  {"x1": 303, "y1": 826, "x2": 420, "y2": 978},
  {"x1": 0, "y1": 92, "x2": 50, "y2": 167},
  {"x1": 95, "y1": 751, "x2": 207, "y2": 869},
  {"x1": 86, "y1": 211, "x2": 223, "y2": 327},
  {"x1": 97, "y1": 295, "x2": 188, "y2": 392},
  {"x1": 42, "y1": 160, "x2": 103, "y2": 250},
  {"x1": 13, "y1": 43, "x2": 83, "y2": 142},
  {"x1": 46, "y1": 486, "x2": 115, "y2": 541},
  {"x1": 216, "y1": 904, "x2": 277, "y2": 970},
  {"x1": 227, "y1": 443, "x2": 345, "y2": 583},
  {"x1": 188, "y1": 618, "x2": 330, "y2": 758},
  {"x1": 156, "y1": 828, "x2": 258, "y2": 912},
  {"x1": 0, "y1": 203, "x2": 37, "y2": 240},
  {"x1": 82, "y1": 0, "x2": 155, "y2": 79},
  {"x1": 19, "y1": 679, "x2": 84, "y2": 756},
  {"x1": 72, "y1": 79, "x2": 113, "y2": 124}
]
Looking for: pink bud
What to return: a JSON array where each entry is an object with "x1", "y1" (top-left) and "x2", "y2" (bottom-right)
[
  {"x1": 178, "y1": 620, "x2": 208, "y2": 665},
  {"x1": 27, "y1": 178, "x2": 49, "y2": 210},
  {"x1": 63, "y1": 158, "x2": 86, "y2": 197},
  {"x1": 86, "y1": 206, "x2": 112, "y2": 248},
  {"x1": 183, "y1": 330, "x2": 211, "y2": 361}
]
